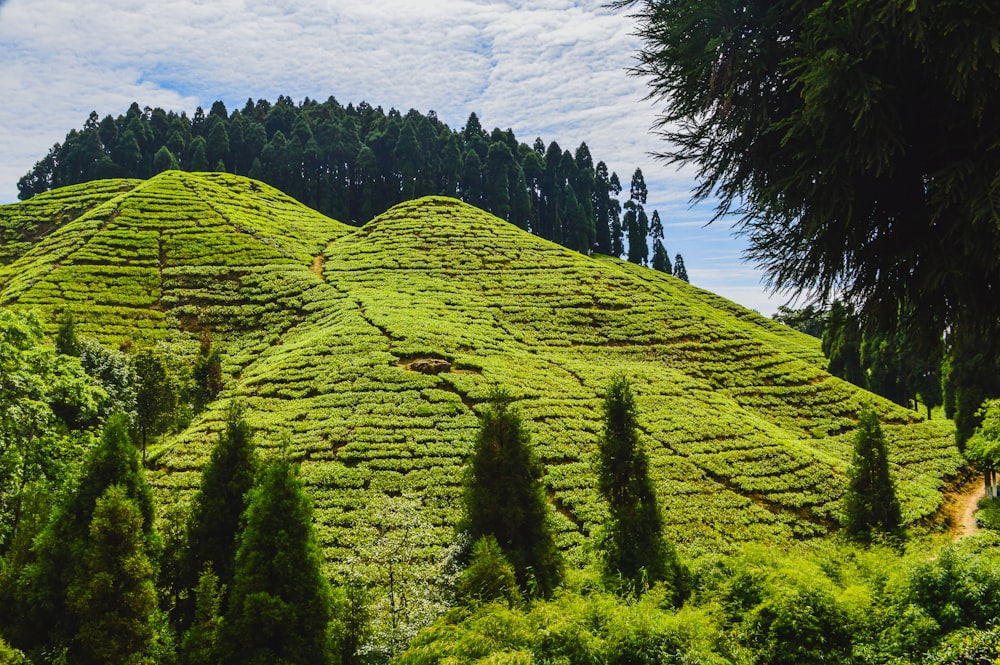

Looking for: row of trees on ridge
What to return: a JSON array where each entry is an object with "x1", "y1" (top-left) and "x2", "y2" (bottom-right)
[{"x1": 17, "y1": 98, "x2": 690, "y2": 280}]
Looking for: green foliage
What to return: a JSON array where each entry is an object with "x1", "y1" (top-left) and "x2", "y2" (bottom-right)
[
  {"x1": 966, "y1": 400, "x2": 1000, "y2": 469},
  {"x1": 133, "y1": 346, "x2": 177, "y2": 461},
  {"x1": 221, "y1": 454, "x2": 331, "y2": 665},
  {"x1": 54, "y1": 309, "x2": 79, "y2": 356},
  {"x1": 0, "y1": 308, "x2": 101, "y2": 548},
  {"x1": 617, "y1": 0, "x2": 1000, "y2": 433},
  {"x1": 597, "y1": 376, "x2": 678, "y2": 598},
  {"x1": 843, "y1": 407, "x2": 902, "y2": 542},
  {"x1": 191, "y1": 331, "x2": 223, "y2": 412},
  {"x1": 397, "y1": 585, "x2": 725, "y2": 665},
  {"x1": 455, "y1": 535, "x2": 521, "y2": 608},
  {"x1": 67, "y1": 484, "x2": 157, "y2": 665},
  {"x1": 464, "y1": 388, "x2": 562, "y2": 598},
  {"x1": 17, "y1": 413, "x2": 157, "y2": 651},
  {"x1": 822, "y1": 301, "x2": 865, "y2": 387},
  {"x1": 0, "y1": 177, "x2": 967, "y2": 629},
  {"x1": 78, "y1": 337, "x2": 138, "y2": 421},
  {"x1": 179, "y1": 566, "x2": 224, "y2": 665},
  {"x1": 177, "y1": 403, "x2": 257, "y2": 629},
  {"x1": 14, "y1": 98, "x2": 665, "y2": 265}
]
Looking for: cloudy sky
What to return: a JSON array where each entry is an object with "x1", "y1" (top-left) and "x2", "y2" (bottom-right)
[{"x1": 0, "y1": 0, "x2": 791, "y2": 314}]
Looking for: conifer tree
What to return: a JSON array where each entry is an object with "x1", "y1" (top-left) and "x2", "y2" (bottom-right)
[
  {"x1": 220, "y1": 454, "x2": 332, "y2": 665},
  {"x1": 673, "y1": 253, "x2": 689, "y2": 282},
  {"x1": 191, "y1": 330, "x2": 223, "y2": 412},
  {"x1": 67, "y1": 485, "x2": 157, "y2": 665},
  {"x1": 179, "y1": 566, "x2": 224, "y2": 665},
  {"x1": 843, "y1": 407, "x2": 903, "y2": 542},
  {"x1": 133, "y1": 346, "x2": 177, "y2": 463},
  {"x1": 597, "y1": 376, "x2": 679, "y2": 598},
  {"x1": 153, "y1": 145, "x2": 180, "y2": 173},
  {"x1": 463, "y1": 388, "x2": 562, "y2": 598},
  {"x1": 18, "y1": 414, "x2": 157, "y2": 651},
  {"x1": 651, "y1": 239, "x2": 671, "y2": 274},
  {"x1": 54, "y1": 310, "x2": 79, "y2": 357},
  {"x1": 178, "y1": 403, "x2": 257, "y2": 629}
]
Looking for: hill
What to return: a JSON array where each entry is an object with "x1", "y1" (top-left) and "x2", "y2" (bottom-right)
[{"x1": 0, "y1": 171, "x2": 962, "y2": 576}]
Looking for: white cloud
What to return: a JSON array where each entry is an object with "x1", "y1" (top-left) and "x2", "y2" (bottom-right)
[{"x1": 0, "y1": 0, "x2": 778, "y2": 312}]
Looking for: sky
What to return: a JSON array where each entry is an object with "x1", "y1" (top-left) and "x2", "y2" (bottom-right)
[{"x1": 0, "y1": 0, "x2": 792, "y2": 315}]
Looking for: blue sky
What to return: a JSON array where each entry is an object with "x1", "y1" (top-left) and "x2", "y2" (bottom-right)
[{"x1": 0, "y1": 0, "x2": 793, "y2": 314}]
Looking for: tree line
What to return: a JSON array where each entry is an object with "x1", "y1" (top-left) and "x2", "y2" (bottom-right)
[
  {"x1": 772, "y1": 303, "x2": 998, "y2": 439},
  {"x1": 17, "y1": 98, "x2": 689, "y2": 280}
]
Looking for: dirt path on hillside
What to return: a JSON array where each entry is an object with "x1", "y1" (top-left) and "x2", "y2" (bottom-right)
[{"x1": 946, "y1": 475, "x2": 985, "y2": 539}]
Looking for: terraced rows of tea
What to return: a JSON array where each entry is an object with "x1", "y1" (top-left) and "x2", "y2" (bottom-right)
[{"x1": 0, "y1": 172, "x2": 962, "y2": 582}]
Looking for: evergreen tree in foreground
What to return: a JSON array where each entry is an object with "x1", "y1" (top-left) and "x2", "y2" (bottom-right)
[
  {"x1": 843, "y1": 407, "x2": 902, "y2": 543},
  {"x1": 220, "y1": 454, "x2": 332, "y2": 665},
  {"x1": 177, "y1": 403, "x2": 257, "y2": 630},
  {"x1": 464, "y1": 388, "x2": 562, "y2": 598},
  {"x1": 17, "y1": 413, "x2": 157, "y2": 651},
  {"x1": 67, "y1": 485, "x2": 157, "y2": 665},
  {"x1": 597, "y1": 376, "x2": 679, "y2": 598}
]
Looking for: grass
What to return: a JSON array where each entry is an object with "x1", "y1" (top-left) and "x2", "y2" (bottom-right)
[{"x1": 0, "y1": 171, "x2": 964, "y2": 589}]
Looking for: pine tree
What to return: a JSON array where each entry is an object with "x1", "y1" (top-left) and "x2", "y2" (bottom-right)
[
  {"x1": 672, "y1": 254, "x2": 689, "y2": 282},
  {"x1": 191, "y1": 330, "x2": 223, "y2": 412},
  {"x1": 843, "y1": 407, "x2": 903, "y2": 543},
  {"x1": 596, "y1": 376, "x2": 679, "y2": 599},
  {"x1": 54, "y1": 310, "x2": 79, "y2": 356},
  {"x1": 651, "y1": 239, "x2": 671, "y2": 273},
  {"x1": 153, "y1": 145, "x2": 180, "y2": 173},
  {"x1": 178, "y1": 403, "x2": 257, "y2": 629},
  {"x1": 463, "y1": 388, "x2": 562, "y2": 598},
  {"x1": 179, "y1": 566, "x2": 224, "y2": 665},
  {"x1": 133, "y1": 346, "x2": 177, "y2": 463},
  {"x1": 18, "y1": 414, "x2": 157, "y2": 651},
  {"x1": 220, "y1": 454, "x2": 332, "y2": 665},
  {"x1": 67, "y1": 485, "x2": 157, "y2": 665}
]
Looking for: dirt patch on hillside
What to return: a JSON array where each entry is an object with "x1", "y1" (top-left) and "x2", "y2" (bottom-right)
[{"x1": 943, "y1": 474, "x2": 985, "y2": 539}]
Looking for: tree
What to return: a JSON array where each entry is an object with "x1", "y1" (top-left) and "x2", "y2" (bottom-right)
[
  {"x1": 191, "y1": 330, "x2": 223, "y2": 412},
  {"x1": 17, "y1": 414, "x2": 157, "y2": 652},
  {"x1": 463, "y1": 388, "x2": 562, "y2": 598},
  {"x1": 220, "y1": 454, "x2": 331, "y2": 665},
  {"x1": 454, "y1": 535, "x2": 521, "y2": 608},
  {"x1": 153, "y1": 145, "x2": 180, "y2": 173},
  {"x1": 773, "y1": 305, "x2": 826, "y2": 339},
  {"x1": 132, "y1": 346, "x2": 177, "y2": 463},
  {"x1": 822, "y1": 302, "x2": 865, "y2": 387},
  {"x1": 177, "y1": 403, "x2": 257, "y2": 629},
  {"x1": 651, "y1": 239, "x2": 671, "y2": 274},
  {"x1": 672, "y1": 253, "x2": 688, "y2": 282},
  {"x1": 67, "y1": 485, "x2": 157, "y2": 665},
  {"x1": 616, "y1": 0, "x2": 1000, "y2": 435},
  {"x1": 179, "y1": 566, "x2": 224, "y2": 665},
  {"x1": 596, "y1": 376, "x2": 679, "y2": 599},
  {"x1": 0, "y1": 309, "x2": 101, "y2": 550},
  {"x1": 843, "y1": 407, "x2": 902, "y2": 542},
  {"x1": 965, "y1": 400, "x2": 1000, "y2": 501},
  {"x1": 54, "y1": 310, "x2": 79, "y2": 356}
]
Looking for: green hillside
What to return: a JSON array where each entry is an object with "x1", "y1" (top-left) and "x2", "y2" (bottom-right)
[{"x1": 0, "y1": 171, "x2": 961, "y2": 578}]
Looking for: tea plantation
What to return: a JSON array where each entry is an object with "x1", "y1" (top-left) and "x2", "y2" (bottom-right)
[{"x1": 0, "y1": 170, "x2": 962, "y2": 585}]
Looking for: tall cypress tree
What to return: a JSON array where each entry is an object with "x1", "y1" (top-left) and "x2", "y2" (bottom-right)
[
  {"x1": 17, "y1": 414, "x2": 157, "y2": 652},
  {"x1": 177, "y1": 403, "x2": 257, "y2": 630},
  {"x1": 67, "y1": 485, "x2": 157, "y2": 665},
  {"x1": 463, "y1": 388, "x2": 562, "y2": 598},
  {"x1": 220, "y1": 454, "x2": 332, "y2": 665},
  {"x1": 597, "y1": 376, "x2": 679, "y2": 599},
  {"x1": 672, "y1": 254, "x2": 689, "y2": 282},
  {"x1": 843, "y1": 407, "x2": 903, "y2": 542}
]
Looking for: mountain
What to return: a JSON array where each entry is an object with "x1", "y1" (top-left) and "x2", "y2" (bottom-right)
[{"x1": 0, "y1": 171, "x2": 961, "y2": 575}]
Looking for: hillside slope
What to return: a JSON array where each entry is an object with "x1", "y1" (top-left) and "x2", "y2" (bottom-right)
[{"x1": 0, "y1": 173, "x2": 961, "y2": 576}]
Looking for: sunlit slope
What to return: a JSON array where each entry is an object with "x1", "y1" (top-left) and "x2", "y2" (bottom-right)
[
  {"x1": 0, "y1": 179, "x2": 961, "y2": 572},
  {"x1": 160, "y1": 194, "x2": 958, "y2": 564},
  {"x1": 0, "y1": 171, "x2": 352, "y2": 359}
]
